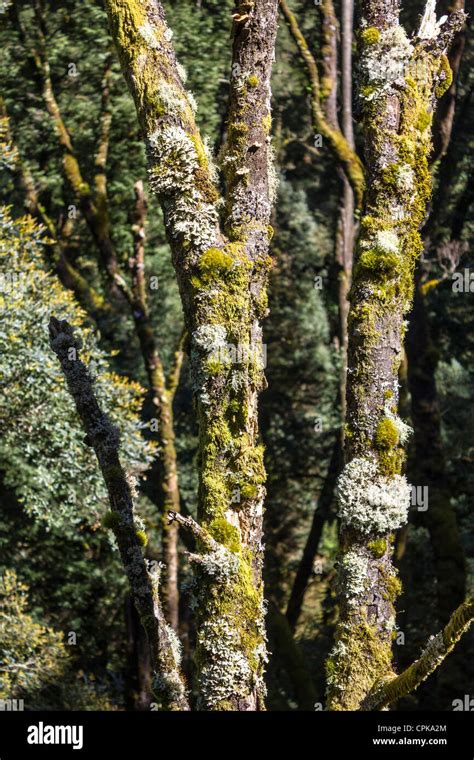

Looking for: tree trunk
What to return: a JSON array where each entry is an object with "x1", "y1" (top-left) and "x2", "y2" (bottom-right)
[
  {"x1": 104, "y1": 0, "x2": 279, "y2": 710},
  {"x1": 327, "y1": 0, "x2": 465, "y2": 710}
]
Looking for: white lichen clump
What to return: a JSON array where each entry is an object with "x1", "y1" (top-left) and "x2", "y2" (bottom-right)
[
  {"x1": 198, "y1": 619, "x2": 254, "y2": 708},
  {"x1": 193, "y1": 324, "x2": 227, "y2": 354},
  {"x1": 339, "y1": 550, "x2": 369, "y2": 605},
  {"x1": 157, "y1": 81, "x2": 189, "y2": 115},
  {"x1": 191, "y1": 544, "x2": 240, "y2": 583},
  {"x1": 375, "y1": 229, "x2": 399, "y2": 254},
  {"x1": 362, "y1": 26, "x2": 414, "y2": 99},
  {"x1": 146, "y1": 127, "x2": 220, "y2": 255},
  {"x1": 337, "y1": 457, "x2": 411, "y2": 534},
  {"x1": 176, "y1": 62, "x2": 188, "y2": 83},
  {"x1": 147, "y1": 125, "x2": 197, "y2": 195},
  {"x1": 139, "y1": 21, "x2": 160, "y2": 49},
  {"x1": 418, "y1": 0, "x2": 447, "y2": 40},
  {"x1": 166, "y1": 624, "x2": 183, "y2": 666}
]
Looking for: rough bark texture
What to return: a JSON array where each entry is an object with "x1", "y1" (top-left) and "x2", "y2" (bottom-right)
[
  {"x1": 327, "y1": 0, "x2": 466, "y2": 710},
  {"x1": 319, "y1": 0, "x2": 339, "y2": 128},
  {"x1": 103, "y1": 0, "x2": 279, "y2": 710},
  {"x1": 48, "y1": 316, "x2": 189, "y2": 711}
]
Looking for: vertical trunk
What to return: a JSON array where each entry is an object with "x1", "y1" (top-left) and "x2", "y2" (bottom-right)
[
  {"x1": 132, "y1": 313, "x2": 181, "y2": 631},
  {"x1": 337, "y1": 0, "x2": 356, "y2": 425},
  {"x1": 129, "y1": 180, "x2": 181, "y2": 631},
  {"x1": 104, "y1": 0, "x2": 279, "y2": 710},
  {"x1": 125, "y1": 596, "x2": 152, "y2": 710},
  {"x1": 327, "y1": 0, "x2": 465, "y2": 709},
  {"x1": 49, "y1": 317, "x2": 189, "y2": 711}
]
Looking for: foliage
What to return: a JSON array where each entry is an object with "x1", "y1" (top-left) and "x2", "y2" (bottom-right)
[{"x1": 0, "y1": 206, "x2": 154, "y2": 528}]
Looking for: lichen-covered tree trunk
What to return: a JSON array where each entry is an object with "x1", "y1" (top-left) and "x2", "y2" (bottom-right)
[
  {"x1": 49, "y1": 317, "x2": 188, "y2": 711},
  {"x1": 327, "y1": 0, "x2": 465, "y2": 710},
  {"x1": 104, "y1": 0, "x2": 279, "y2": 710}
]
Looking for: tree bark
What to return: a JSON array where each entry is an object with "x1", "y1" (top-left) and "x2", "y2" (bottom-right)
[
  {"x1": 336, "y1": 0, "x2": 356, "y2": 425},
  {"x1": 128, "y1": 180, "x2": 182, "y2": 631},
  {"x1": 48, "y1": 317, "x2": 189, "y2": 711},
  {"x1": 327, "y1": 0, "x2": 466, "y2": 710},
  {"x1": 104, "y1": 0, "x2": 279, "y2": 710}
]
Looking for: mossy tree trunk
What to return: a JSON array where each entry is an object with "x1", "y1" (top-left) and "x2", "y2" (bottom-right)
[
  {"x1": 327, "y1": 0, "x2": 465, "y2": 710},
  {"x1": 104, "y1": 0, "x2": 279, "y2": 710},
  {"x1": 49, "y1": 317, "x2": 189, "y2": 711}
]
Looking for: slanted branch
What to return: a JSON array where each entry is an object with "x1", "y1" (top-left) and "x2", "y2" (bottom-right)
[
  {"x1": 48, "y1": 316, "x2": 189, "y2": 711},
  {"x1": 362, "y1": 598, "x2": 474, "y2": 710}
]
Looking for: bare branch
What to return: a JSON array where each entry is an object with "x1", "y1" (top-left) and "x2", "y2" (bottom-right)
[
  {"x1": 166, "y1": 328, "x2": 186, "y2": 399},
  {"x1": 279, "y1": 0, "x2": 365, "y2": 208},
  {"x1": 168, "y1": 511, "x2": 217, "y2": 551},
  {"x1": 318, "y1": 0, "x2": 339, "y2": 128}
]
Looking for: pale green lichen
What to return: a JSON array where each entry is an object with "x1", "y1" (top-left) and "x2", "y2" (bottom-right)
[
  {"x1": 360, "y1": 25, "x2": 413, "y2": 101},
  {"x1": 146, "y1": 125, "x2": 220, "y2": 255},
  {"x1": 337, "y1": 458, "x2": 411, "y2": 535},
  {"x1": 339, "y1": 550, "x2": 369, "y2": 606}
]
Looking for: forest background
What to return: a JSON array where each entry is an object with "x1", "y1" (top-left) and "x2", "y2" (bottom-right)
[{"x1": 0, "y1": 0, "x2": 472, "y2": 712}]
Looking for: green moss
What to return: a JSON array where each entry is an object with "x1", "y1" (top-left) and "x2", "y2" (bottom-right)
[
  {"x1": 361, "y1": 27, "x2": 381, "y2": 45},
  {"x1": 416, "y1": 111, "x2": 432, "y2": 132},
  {"x1": 375, "y1": 418, "x2": 400, "y2": 449},
  {"x1": 240, "y1": 482, "x2": 259, "y2": 500},
  {"x1": 385, "y1": 573, "x2": 402, "y2": 601},
  {"x1": 247, "y1": 74, "x2": 259, "y2": 88},
  {"x1": 136, "y1": 529, "x2": 148, "y2": 547},
  {"x1": 378, "y1": 447, "x2": 405, "y2": 477},
  {"x1": 207, "y1": 358, "x2": 225, "y2": 377},
  {"x1": 262, "y1": 114, "x2": 272, "y2": 134},
  {"x1": 360, "y1": 84, "x2": 377, "y2": 99},
  {"x1": 435, "y1": 54, "x2": 453, "y2": 98},
  {"x1": 326, "y1": 621, "x2": 393, "y2": 710},
  {"x1": 206, "y1": 518, "x2": 241, "y2": 553},
  {"x1": 199, "y1": 247, "x2": 234, "y2": 280},
  {"x1": 358, "y1": 248, "x2": 400, "y2": 274},
  {"x1": 368, "y1": 538, "x2": 387, "y2": 559}
]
